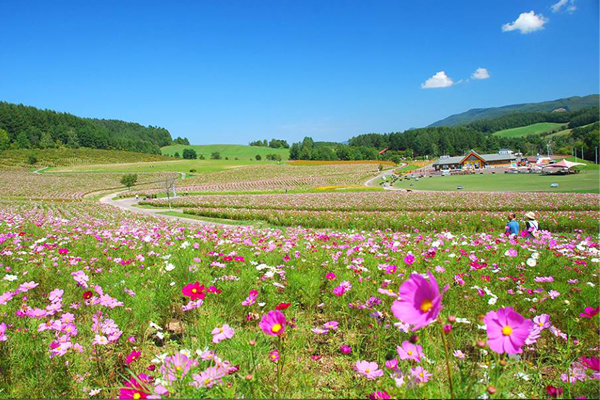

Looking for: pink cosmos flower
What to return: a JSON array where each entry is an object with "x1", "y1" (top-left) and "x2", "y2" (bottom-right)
[
  {"x1": 58, "y1": 248, "x2": 69, "y2": 255},
  {"x1": 396, "y1": 340, "x2": 423, "y2": 362},
  {"x1": 0, "y1": 323, "x2": 7, "y2": 341},
  {"x1": 119, "y1": 373, "x2": 152, "y2": 399},
  {"x1": 259, "y1": 310, "x2": 286, "y2": 337},
  {"x1": 368, "y1": 391, "x2": 391, "y2": 399},
  {"x1": 403, "y1": 253, "x2": 415, "y2": 265},
  {"x1": 242, "y1": 289, "x2": 258, "y2": 306},
  {"x1": 391, "y1": 272, "x2": 449, "y2": 331},
  {"x1": 212, "y1": 324, "x2": 235, "y2": 344},
  {"x1": 548, "y1": 290, "x2": 560, "y2": 299},
  {"x1": 323, "y1": 321, "x2": 338, "y2": 330},
  {"x1": 325, "y1": 272, "x2": 336, "y2": 280},
  {"x1": 533, "y1": 314, "x2": 551, "y2": 329},
  {"x1": 453, "y1": 350, "x2": 465, "y2": 359},
  {"x1": 340, "y1": 345, "x2": 352, "y2": 354},
  {"x1": 312, "y1": 327, "x2": 329, "y2": 335},
  {"x1": 505, "y1": 248, "x2": 518, "y2": 257},
  {"x1": 182, "y1": 282, "x2": 206, "y2": 301},
  {"x1": 483, "y1": 307, "x2": 533, "y2": 354},
  {"x1": 191, "y1": 366, "x2": 226, "y2": 388},
  {"x1": 410, "y1": 366, "x2": 432, "y2": 383},
  {"x1": 579, "y1": 356, "x2": 599, "y2": 372},
  {"x1": 355, "y1": 360, "x2": 383, "y2": 380},
  {"x1": 269, "y1": 349, "x2": 280, "y2": 363},
  {"x1": 333, "y1": 285, "x2": 346, "y2": 296},
  {"x1": 385, "y1": 359, "x2": 398, "y2": 370},
  {"x1": 580, "y1": 306, "x2": 600, "y2": 319},
  {"x1": 126, "y1": 350, "x2": 141, "y2": 365}
]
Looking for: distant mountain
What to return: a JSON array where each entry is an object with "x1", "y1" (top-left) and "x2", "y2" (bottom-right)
[{"x1": 429, "y1": 95, "x2": 599, "y2": 127}]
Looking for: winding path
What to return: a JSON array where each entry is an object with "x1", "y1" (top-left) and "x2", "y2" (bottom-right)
[{"x1": 98, "y1": 191, "x2": 228, "y2": 226}]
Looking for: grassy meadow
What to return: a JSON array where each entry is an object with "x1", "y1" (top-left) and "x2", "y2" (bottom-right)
[
  {"x1": 493, "y1": 122, "x2": 566, "y2": 138},
  {"x1": 392, "y1": 170, "x2": 600, "y2": 193},
  {"x1": 161, "y1": 144, "x2": 290, "y2": 161}
]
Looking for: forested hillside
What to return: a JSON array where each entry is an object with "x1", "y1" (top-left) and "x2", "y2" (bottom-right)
[
  {"x1": 429, "y1": 94, "x2": 599, "y2": 126},
  {"x1": 0, "y1": 102, "x2": 187, "y2": 154}
]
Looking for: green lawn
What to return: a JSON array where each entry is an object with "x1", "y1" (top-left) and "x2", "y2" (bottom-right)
[
  {"x1": 49, "y1": 158, "x2": 277, "y2": 173},
  {"x1": 393, "y1": 170, "x2": 600, "y2": 192},
  {"x1": 493, "y1": 122, "x2": 566, "y2": 138},
  {"x1": 161, "y1": 144, "x2": 290, "y2": 160}
]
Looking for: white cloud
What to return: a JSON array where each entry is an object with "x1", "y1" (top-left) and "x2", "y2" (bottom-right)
[
  {"x1": 421, "y1": 71, "x2": 454, "y2": 89},
  {"x1": 471, "y1": 67, "x2": 490, "y2": 80},
  {"x1": 551, "y1": 0, "x2": 576, "y2": 13},
  {"x1": 502, "y1": 11, "x2": 548, "y2": 34}
]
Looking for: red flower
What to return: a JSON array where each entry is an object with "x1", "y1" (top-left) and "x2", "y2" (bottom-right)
[
  {"x1": 182, "y1": 282, "x2": 206, "y2": 300},
  {"x1": 546, "y1": 385, "x2": 563, "y2": 398},
  {"x1": 83, "y1": 291, "x2": 93, "y2": 300},
  {"x1": 276, "y1": 302, "x2": 291, "y2": 311}
]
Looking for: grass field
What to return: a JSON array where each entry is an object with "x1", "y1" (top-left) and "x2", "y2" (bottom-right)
[
  {"x1": 392, "y1": 170, "x2": 600, "y2": 192},
  {"x1": 493, "y1": 122, "x2": 566, "y2": 138},
  {"x1": 161, "y1": 144, "x2": 290, "y2": 160}
]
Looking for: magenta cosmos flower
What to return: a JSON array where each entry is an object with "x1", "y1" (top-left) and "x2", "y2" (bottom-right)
[
  {"x1": 119, "y1": 373, "x2": 152, "y2": 399},
  {"x1": 391, "y1": 272, "x2": 449, "y2": 331},
  {"x1": 182, "y1": 282, "x2": 206, "y2": 301},
  {"x1": 355, "y1": 360, "x2": 383, "y2": 380},
  {"x1": 483, "y1": 307, "x2": 533, "y2": 354},
  {"x1": 259, "y1": 310, "x2": 286, "y2": 336},
  {"x1": 125, "y1": 350, "x2": 141, "y2": 365},
  {"x1": 212, "y1": 324, "x2": 235, "y2": 344}
]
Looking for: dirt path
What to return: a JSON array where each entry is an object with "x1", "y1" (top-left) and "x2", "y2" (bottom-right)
[{"x1": 98, "y1": 191, "x2": 229, "y2": 226}]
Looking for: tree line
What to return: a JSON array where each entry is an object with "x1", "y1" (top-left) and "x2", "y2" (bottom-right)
[
  {"x1": 0, "y1": 101, "x2": 189, "y2": 154},
  {"x1": 249, "y1": 138, "x2": 290, "y2": 148}
]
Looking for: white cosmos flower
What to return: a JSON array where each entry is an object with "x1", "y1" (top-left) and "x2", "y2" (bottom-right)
[
  {"x1": 526, "y1": 258, "x2": 537, "y2": 267},
  {"x1": 3, "y1": 274, "x2": 17, "y2": 282},
  {"x1": 165, "y1": 263, "x2": 175, "y2": 271}
]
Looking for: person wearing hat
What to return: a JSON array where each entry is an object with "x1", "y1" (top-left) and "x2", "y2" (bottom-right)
[{"x1": 524, "y1": 211, "x2": 540, "y2": 238}]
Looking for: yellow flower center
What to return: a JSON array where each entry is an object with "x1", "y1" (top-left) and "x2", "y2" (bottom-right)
[
  {"x1": 133, "y1": 393, "x2": 141, "y2": 399},
  {"x1": 420, "y1": 299, "x2": 433, "y2": 312},
  {"x1": 204, "y1": 379, "x2": 210, "y2": 385},
  {"x1": 219, "y1": 328, "x2": 224, "y2": 333},
  {"x1": 502, "y1": 326, "x2": 513, "y2": 336},
  {"x1": 365, "y1": 369, "x2": 370, "y2": 373},
  {"x1": 272, "y1": 324, "x2": 282, "y2": 333},
  {"x1": 408, "y1": 350, "x2": 413, "y2": 355},
  {"x1": 192, "y1": 288, "x2": 197, "y2": 293},
  {"x1": 419, "y1": 372, "x2": 424, "y2": 377},
  {"x1": 176, "y1": 366, "x2": 182, "y2": 371},
  {"x1": 538, "y1": 322, "x2": 543, "y2": 327},
  {"x1": 388, "y1": 289, "x2": 394, "y2": 293}
]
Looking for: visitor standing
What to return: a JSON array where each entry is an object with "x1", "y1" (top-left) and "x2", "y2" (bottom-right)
[{"x1": 505, "y1": 213, "x2": 519, "y2": 236}]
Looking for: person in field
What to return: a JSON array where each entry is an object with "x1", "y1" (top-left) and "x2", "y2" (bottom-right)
[
  {"x1": 505, "y1": 213, "x2": 519, "y2": 236},
  {"x1": 523, "y1": 211, "x2": 540, "y2": 238}
]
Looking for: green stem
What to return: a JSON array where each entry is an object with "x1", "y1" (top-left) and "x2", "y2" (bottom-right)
[{"x1": 439, "y1": 321, "x2": 455, "y2": 399}]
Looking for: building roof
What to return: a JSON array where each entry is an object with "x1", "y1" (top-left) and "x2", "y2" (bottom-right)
[{"x1": 433, "y1": 151, "x2": 517, "y2": 165}]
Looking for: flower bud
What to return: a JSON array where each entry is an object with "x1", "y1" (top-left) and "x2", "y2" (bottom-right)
[
  {"x1": 409, "y1": 334, "x2": 419, "y2": 344},
  {"x1": 249, "y1": 340, "x2": 256, "y2": 346},
  {"x1": 447, "y1": 315, "x2": 456, "y2": 323},
  {"x1": 487, "y1": 385, "x2": 497, "y2": 394},
  {"x1": 476, "y1": 340, "x2": 486, "y2": 348}
]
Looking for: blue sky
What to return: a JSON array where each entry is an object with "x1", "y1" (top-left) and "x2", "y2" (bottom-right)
[{"x1": 0, "y1": 0, "x2": 598, "y2": 144}]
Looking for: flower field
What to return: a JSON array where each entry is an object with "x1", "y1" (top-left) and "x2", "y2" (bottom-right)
[
  {"x1": 0, "y1": 199, "x2": 598, "y2": 398},
  {"x1": 0, "y1": 169, "x2": 176, "y2": 201},
  {"x1": 142, "y1": 191, "x2": 600, "y2": 233},
  {"x1": 131, "y1": 164, "x2": 383, "y2": 195}
]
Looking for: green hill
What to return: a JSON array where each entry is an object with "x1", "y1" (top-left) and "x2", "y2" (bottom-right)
[
  {"x1": 0, "y1": 148, "x2": 171, "y2": 168},
  {"x1": 161, "y1": 144, "x2": 290, "y2": 160},
  {"x1": 493, "y1": 122, "x2": 566, "y2": 138},
  {"x1": 429, "y1": 95, "x2": 599, "y2": 127}
]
